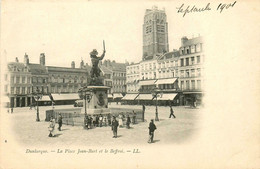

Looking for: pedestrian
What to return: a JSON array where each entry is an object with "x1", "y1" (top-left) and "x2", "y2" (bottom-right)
[
  {"x1": 111, "y1": 116, "x2": 119, "y2": 138},
  {"x1": 118, "y1": 113, "x2": 123, "y2": 128},
  {"x1": 84, "y1": 115, "x2": 88, "y2": 129},
  {"x1": 126, "y1": 115, "x2": 131, "y2": 129},
  {"x1": 107, "y1": 113, "x2": 112, "y2": 126},
  {"x1": 142, "y1": 105, "x2": 145, "y2": 122},
  {"x1": 11, "y1": 107, "x2": 13, "y2": 113},
  {"x1": 95, "y1": 115, "x2": 99, "y2": 127},
  {"x1": 103, "y1": 115, "x2": 107, "y2": 126},
  {"x1": 88, "y1": 116, "x2": 93, "y2": 129},
  {"x1": 169, "y1": 106, "x2": 176, "y2": 118},
  {"x1": 48, "y1": 117, "x2": 56, "y2": 137},
  {"x1": 148, "y1": 119, "x2": 157, "y2": 143},
  {"x1": 58, "y1": 113, "x2": 63, "y2": 131},
  {"x1": 99, "y1": 114, "x2": 103, "y2": 127},
  {"x1": 132, "y1": 111, "x2": 136, "y2": 124}
]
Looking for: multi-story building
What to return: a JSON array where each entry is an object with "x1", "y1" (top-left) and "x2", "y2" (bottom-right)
[
  {"x1": 6, "y1": 56, "x2": 33, "y2": 107},
  {"x1": 178, "y1": 36, "x2": 204, "y2": 105},
  {"x1": 4, "y1": 53, "x2": 91, "y2": 107},
  {"x1": 125, "y1": 6, "x2": 205, "y2": 106},
  {"x1": 101, "y1": 59, "x2": 127, "y2": 96}
]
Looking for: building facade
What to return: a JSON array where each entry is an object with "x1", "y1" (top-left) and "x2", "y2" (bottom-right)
[
  {"x1": 101, "y1": 59, "x2": 127, "y2": 95},
  {"x1": 4, "y1": 54, "x2": 91, "y2": 107}
]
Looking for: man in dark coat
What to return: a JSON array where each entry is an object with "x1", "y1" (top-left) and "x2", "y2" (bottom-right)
[
  {"x1": 169, "y1": 106, "x2": 176, "y2": 118},
  {"x1": 148, "y1": 119, "x2": 157, "y2": 143},
  {"x1": 58, "y1": 113, "x2": 63, "y2": 131},
  {"x1": 142, "y1": 105, "x2": 145, "y2": 122},
  {"x1": 111, "y1": 116, "x2": 119, "y2": 138},
  {"x1": 126, "y1": 115, "x2": 131, "y2": 129}
]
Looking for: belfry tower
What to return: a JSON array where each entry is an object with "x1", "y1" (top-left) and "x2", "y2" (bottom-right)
[{"x1": 142, "y1": 6, "x2": 169, "y2": 60}]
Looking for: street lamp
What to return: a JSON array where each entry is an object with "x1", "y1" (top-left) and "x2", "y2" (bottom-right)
[
  {"x1": 152, "y1": 87, "x2": 162, "y2": 121},
  {"x1": 33, "y1": 87, "x2": 42, "y2": 122}
]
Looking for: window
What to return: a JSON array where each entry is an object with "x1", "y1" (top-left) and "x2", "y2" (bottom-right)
[
  {"x1": 16, "y1": 76, "x2": 20, "y2": 84},
  {"x1": 197, "y1": 55, "x2": 201, "y2": 63},
  {"x1": 191, "y1": 80, "x2": 195, "y2": 90},
  {"x1": 191, "y1": 57, "x2": 195, "y2": 65},
  {"x1": 22, "y1": 87, "x2": 25, "y2": 94},
  {"x1": 22, "y1": 77, "x2": 25, "y2": 83},
  {"x1": 186, "y1": 70, "x2": 189, "y2": 77},
  {"x1": 27, "y1": 77, "x2": 31, "y2": 84},
  {"x1": 181, "y1": 81, "x2": 184, "y2": 90},
  {"x1": 186, "y1": 81, "x2": 190, "y2": 90},
  {"x1": 186, "y1": 58, "x2": 189, "y2": 66},
  {"x1": 181, "y1": 59, "x2": 184, "y2": 66},
  {"x1": 197, "y1": 80, "x2": 201, "y2": 90},
  {"x1": 191, "y1": 69, "x2": 195, "y2": 77},
  {"x1": 197, "y1": 68, "x2": 201, "y2": 76},
  {"x1": 32, "y1": 77, "x2": 37, "y2": 83},
  {"x1": 43, "y1": 79, "x2": 46, "y2": 83},
  {"x1": 11, "y1": 76, "x2": 14, "y2": 84},
  {"x1": 16, "y1": 87, "x2": 20, "y2": 94},
  {"x1": 11, "y1": 87, "x2": 14, "y2": 94},
  {"x1": 186, "y1": 49, "x2": 190, "y2": 54},
  {"x1": 180, "y1": 70, "x2": 184, "y2": 77},
  {"x1": 27, "y1": 87, "x2": 31, "y2": 94},
  {"x1": 196, "y1": 44, "x2": 201, "y2": 52},
  {"x1": 5, "y1": 74, "x2": 8, "y2": 81}
]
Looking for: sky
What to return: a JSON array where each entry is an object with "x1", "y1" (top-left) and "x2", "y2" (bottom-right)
[{"x1": 1, "y1": 0, "x2": 207, "y2": 68}]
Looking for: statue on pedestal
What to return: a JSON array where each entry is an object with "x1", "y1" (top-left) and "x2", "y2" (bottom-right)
[{"x1": 89, "y1": 41, "x2": 106, "y2": 85}]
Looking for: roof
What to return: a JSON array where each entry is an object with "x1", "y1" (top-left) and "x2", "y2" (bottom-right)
[
  {"x1": 27, "y1": 63, "x2": 48, "y2": 74},
  {"x1": 47, "y1": 66, "x2": 89, "y2": 73},
  {"x1": 101, "y1": 65, "x2": 112, "y2": 74},
  {"x1": 158, "y1": 51, "x2": 180, "y2": 60},
  {"x1": 181, "y1": 36, "x2": 204, "y2": 47},
  {"x1": 102, "y1": 61, "x2": 126, "y2": 72},
  {"x1": 8, "y1": 62, "x2": 28, "y2": 71}
]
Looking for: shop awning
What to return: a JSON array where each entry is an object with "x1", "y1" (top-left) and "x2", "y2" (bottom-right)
[
  {"x1": 155, "y1": 78, "x2": 177, "y2": 85},
  {"x1": 121, "y1": 94, "x2": 139, "y2": 100},
  {"x1": 113, "y1": 93, "x2": 123, "y2": 99},
  {"x1": 135, "y1": 94, "x2": 153, "y2": 100},
  {"x1": 156, "y1": 93, "x2": 178, "y2": 100},
  {"x1": 51, "y1": 93, "x2": 79, "y2": 101},
  {"x1": 139, "y1": 79, "x2": 157, "y2": 86},
  {"x1": 39, "y1": 95, "x2": 51, "y2": 101},
  {"x1": 108, "y1": 94, "x2": 113, "y2": 99}
]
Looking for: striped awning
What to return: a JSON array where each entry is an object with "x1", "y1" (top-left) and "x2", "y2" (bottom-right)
[
  {"x1": 155, "y1": 78, "x2": 177, "y2": 85},
  {"x1": 156, "y1": 93, "x2": 178, "y2": 100},
  {"x1": 51, "y1": 93, "x2": 79, "y2": 101},
  {"x1": 108, "y1": 94, "x2": 113, "y2": 99},
  {"x1": 39, "y1": 95, "x2": 51, "y2": 101},
  {"x1": 121, "y1": 94, "x2": 139, "y2": 100},
  {"x1": 135, "y1": 94, "x2": 153, "y2": 100},
  {"x1": 113, "y1": 93, "x2": 123, "y2": 99},
  {"x1": 139, "y1": 79, "x2": 157, "y2": 86}
]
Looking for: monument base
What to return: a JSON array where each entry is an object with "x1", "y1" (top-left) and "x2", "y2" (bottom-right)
[{"x1": 84, "y1": 108, "x2": 111, "y2": 115}]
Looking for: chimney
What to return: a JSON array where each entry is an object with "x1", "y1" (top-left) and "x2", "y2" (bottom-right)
[
  {"x1": 24, "y1": 53, "x2": 29, "y2": 65},
  {"x1": 15, "y1": 57, "x2": 19, "y2": 62},
  {"x1": 40, "y1": 53, "x2": 45, "y2": 66},
  {"x1": 181, "y1": 36, "x2": 188, "y2": 46},
  {"x1": 71, "y1": 61, "x2": 75, "y2": 68},
  {"x1": 80, "y1": 60, "x2": 84, "y2": 69}
]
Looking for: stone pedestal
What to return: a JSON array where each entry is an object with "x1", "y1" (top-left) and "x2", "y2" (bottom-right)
[{"x1": 83, "y1": 86, "x2": 110, "y2": 115}]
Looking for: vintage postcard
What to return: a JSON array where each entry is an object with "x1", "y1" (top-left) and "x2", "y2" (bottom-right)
[{"x1": 0, "y1": 0, "x2": 259, "y2": 168}]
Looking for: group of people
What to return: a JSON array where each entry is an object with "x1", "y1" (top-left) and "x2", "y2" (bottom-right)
[
  {"x1": 83, "y1": 113, "x2": 112, "y2": 129},
  {"x1": 48, "y1": 113, "x2": 63, "y2": 137}
]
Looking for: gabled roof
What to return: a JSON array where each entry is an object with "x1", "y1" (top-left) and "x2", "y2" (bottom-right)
[
  {"x1": 157, "y1": 51, "x2": 180, "y2": 60},
  {"x1": 100, "y1": 65, "x2": 112, "y2": 74},
  {"x1": 181, "y1": 36, "x2": 204, "y2": 47},
  {"x1": 8, "y1": 62, "x2": 27, "y2": 71}
]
